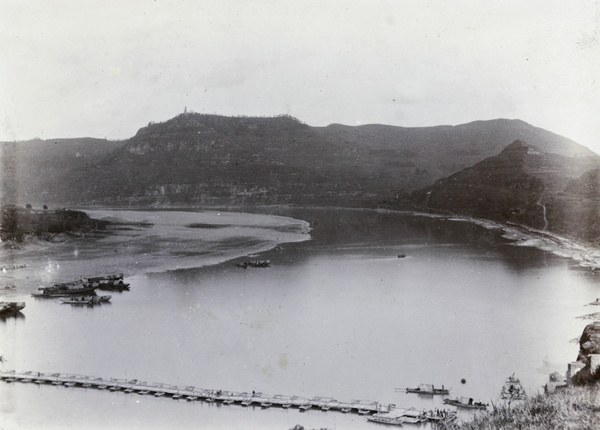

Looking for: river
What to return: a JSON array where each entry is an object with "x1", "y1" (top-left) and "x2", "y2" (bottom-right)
[{"x1": 0, "y1": 207, "x2": 597, "y2": 429}]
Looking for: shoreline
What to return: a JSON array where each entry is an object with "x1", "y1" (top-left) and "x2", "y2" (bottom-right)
[{"x1": 4, "y1": 205, "x2": 599, "y2": 276}]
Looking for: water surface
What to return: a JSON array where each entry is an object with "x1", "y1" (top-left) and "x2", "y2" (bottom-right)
[{"x1": 1, "y1": 208, "x2": 597, "y2": 429}]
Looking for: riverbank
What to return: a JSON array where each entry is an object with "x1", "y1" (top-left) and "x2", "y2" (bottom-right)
[{"x1": 39, "y1": 204, "x2": 600, "y2": 273}]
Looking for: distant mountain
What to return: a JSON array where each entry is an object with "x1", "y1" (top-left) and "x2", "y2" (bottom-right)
[
  {"x1": 0, "y1": 137, "x2": 126, "y2": 206},
  {"x1": 404, "y1": 140, "x2": 600, "y2": 243},
  {"x1": 2, "y1": 113, "x2": 592, "y2": 210}
]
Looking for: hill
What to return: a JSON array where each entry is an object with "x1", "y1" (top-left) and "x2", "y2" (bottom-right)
[
  {"x1": 1, "y1": 113, "x2": 592, "y2": 208},
  {"x1": 404, "y1": 140, "x2": 600, "y2": 243}
]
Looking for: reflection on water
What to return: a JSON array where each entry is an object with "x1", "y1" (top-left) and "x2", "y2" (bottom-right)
[
  {"x1": 0, "y1": 207, "x2": 597, "y2": 429},
  {"x1": 0, "y1": 312, "x2": 25, "y2": 323}
]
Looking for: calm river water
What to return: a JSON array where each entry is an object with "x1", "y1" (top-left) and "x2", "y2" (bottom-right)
[{"x1": 0, "y1": 207, "x2": 597, "y2": 429}]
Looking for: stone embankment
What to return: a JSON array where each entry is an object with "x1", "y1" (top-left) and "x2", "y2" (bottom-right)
[{"x1": 547, "y1": 321, "x2": 600, "y2": 392}]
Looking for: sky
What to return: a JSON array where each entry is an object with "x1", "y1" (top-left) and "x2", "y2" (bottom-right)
[{"x1": 1, "y1": 0, "x2": 599, "y2": 153}]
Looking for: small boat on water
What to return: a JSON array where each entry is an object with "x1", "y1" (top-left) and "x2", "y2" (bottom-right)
[
  {"x1": 61, "y1": 297, "x2": 94, "y2": 305},
  {"x1": 60, "y1": 294, "x2": 111, "y2": 305},
  {"x1": 444, "y1": 397, "x2": 488, "y2": 410},
  {"x1": 0, "y1": 301, "x2": 26, "y2": 315},
  {"x1": 403, "y1": 383, "x2": 449, "y2": 395},
  {"x1": 80, "y1": 274, "x2": 129, "y2": 291},
  {"x1": 81, "y1": 295, "x2": 112, "y2": 304},
  {"x1": 94, "y1": 279, "x2": 130, "y2": 291},
  {"x1": 236, "y1": 260, "x2": 270, "y2": 269},
  {"x1": 367, "y1": 415, "x2": 405, "y2": 426},
  {"x1": 85, "y1": 273, "x2": 124, "y2": 282}
]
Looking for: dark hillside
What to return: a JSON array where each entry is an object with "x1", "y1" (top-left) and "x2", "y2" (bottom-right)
[
  {"x1": 3, "y1": 113, "x2": 591, "y2": 208},
  {"x1": 405, "y1": 140, "x2": 600, "y2": 242}
]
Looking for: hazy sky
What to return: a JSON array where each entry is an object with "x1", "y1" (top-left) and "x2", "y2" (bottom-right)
[{"x1": 1, "y1": 0, "x2": 599, "y2": 153}]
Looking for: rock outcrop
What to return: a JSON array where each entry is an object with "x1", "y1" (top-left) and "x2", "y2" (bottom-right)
[{"x1": 571, "y1": 322, "x2": 600, "y2": 385}]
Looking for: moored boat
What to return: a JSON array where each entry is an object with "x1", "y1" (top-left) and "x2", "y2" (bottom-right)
[
  {"x1": 443, "y1": 397, "x2": 488, "y2": 410},
  {"x1": 0, "y1": 302, "x2": 26, "y2": 315},
  {"x1": 403, "y1": 383, "x2": 449, "y2": 395},
  {"x1": 60, "y1": 297, "x2": 94, "y2": 305},
  {"x1": 367, "y1": 415, "x2": 404, "y2": 426},
  {"x1": 236, "y1": 260, "x2": 270, "y2": 269},
  {"x1": 85, "y1": 295, "x2": 111, "y2": 304},
  {"x1": 95, "y1": 279, "x2": 130, "y2": 291},
  {"x1": 85, "y1": 273, "x2": 124, "y2": 282},
  {"x1": 33, "y1": 281, "x2": 98, "y2": 297}
]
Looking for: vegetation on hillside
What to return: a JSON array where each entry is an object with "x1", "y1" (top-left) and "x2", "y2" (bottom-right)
[
  {"x1": 3, "y1": 115, "x2": 591, "y2": 209},
  {"x1": 441, "y1": 386, "x2": 600, "y2": 430},
  {"x1": 0, "y1": 204, "x2": 107, "y2": 242},
  {"x1": 403, "y1": 141, "x2": 600, "y2": 244}
]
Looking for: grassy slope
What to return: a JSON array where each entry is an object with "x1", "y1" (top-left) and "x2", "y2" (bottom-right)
[{"x1": 452, "y1": 386, "x2": 600, "y2": 430}]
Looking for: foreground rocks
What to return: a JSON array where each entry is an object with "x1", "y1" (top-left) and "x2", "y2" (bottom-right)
[{"x1": 548, "y1": 321, "x2": 600, "y2": 392}]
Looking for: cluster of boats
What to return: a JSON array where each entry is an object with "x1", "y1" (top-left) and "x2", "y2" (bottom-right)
[{"x1": 31, "y1": 273, "x2": 129, "y2": 306}]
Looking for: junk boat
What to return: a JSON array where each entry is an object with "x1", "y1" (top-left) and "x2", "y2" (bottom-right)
[
  {"x1": 86, "y1": 273, "x2": 124, "y2": 282},
  {"x1": 444, "y1": 397, "x2": 488, "y2": 410},
  {"x1": 0, "y1": 302, "x2": 26, "y2": 315},
  {"x1": 94, "y1": 279, "x2": 130, "y2": 291},
  {"x1": 403, "y1": 383, "x2": 449, "y2": 395},
  {"x1": 33, "y1": 281, "x2": 98, "y2": 297},
  {"x1": 84, "y1": 274, "x2": 129, "y2": 291},
  {"x1": 236, "y1": 260, "x2": 270, "y2": 269}
]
